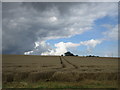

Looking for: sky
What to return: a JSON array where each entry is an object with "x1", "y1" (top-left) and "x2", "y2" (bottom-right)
[{"x1": 2, "y1": 2, "x2": 119, "y2": 57}]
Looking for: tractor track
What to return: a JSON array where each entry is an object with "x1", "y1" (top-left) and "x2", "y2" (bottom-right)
[
  {"x1": 59, "y1": 56, "x2": 66, "y2": 68},
  {"x1": 59, "y1": 56, "x2": 78, "y2": 69},
  {"x1": 62, "y1": 57, "x2": 78, "y2": 69}
]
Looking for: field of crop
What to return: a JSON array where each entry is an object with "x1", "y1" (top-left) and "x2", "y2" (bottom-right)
[{"x1": 2, "y1": 55, "x2": 119, "y2": 88}]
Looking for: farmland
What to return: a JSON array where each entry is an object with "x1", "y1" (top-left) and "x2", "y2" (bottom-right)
[{"x1": 2, "y1": 55, "x2": 118, "y2": 88}]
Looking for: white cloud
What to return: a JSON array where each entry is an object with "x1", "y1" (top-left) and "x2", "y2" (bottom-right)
[
  {"x1": 49, "y1": 16, "x2": 58, "y2": 22},
  {"x1": 40, "y1": 39, "x2": 102, "y2": 55},
  {"x1": 80, "y1": 39, "x2": 102, "y2": 48},
  {"x1": 103, "y1": 24, "x2": 118, "y2": 40},
  {"x1": 39, "y1": 42, "x2": 80, "y2": 55},
  {"x1": 24, "y1": 50, "x2": 33, "y2": 55},
  {"x1": 104, "y1": 51, "x2": 118, "y2": 57},
  {"x1": 80, "y1": 39, "x2": 102, "y2": 54},
  {"x1": 24, "y1": 41, "x2": 51, "y2": 55}
]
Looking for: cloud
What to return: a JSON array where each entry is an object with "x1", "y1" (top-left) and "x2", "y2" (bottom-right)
[
  {"x1": 80, "y1": 39, "x2": 102, "y2": 48},
  {"x1": 24, "y1": 41, "x2": 51, "y2": 55},
  {"x1": 42, "y1": 42, "x2": 80, "y2": 55},
  {"x1": 39, "y1": 39, "x2": 102, "y2": 55},
  {"x1": 25, "y1": 41, "x2": 80, "y2": 55},
  {"x1": 80, "y1": 39, "x2": 102, "y2": 54},
  {"x1": 2, "y1": 2, "x2": 117, "y2": 54},
  {"x1": 102, "y1": 50, "x2": 118, "y2": 57},
  {"x1": 102, "y1": 24, "x2": 118, "y2": 40},
  {"x1": 49, "y1": 16, "x2": 58, "y2": 22}
]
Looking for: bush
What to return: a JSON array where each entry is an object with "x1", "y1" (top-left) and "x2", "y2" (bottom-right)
[
  {"x1": 51, "y1": 71, "x2": 79, "y2": 82},
  {"x1": 14, "y1": 71, "x2": 29, "y2": 81},
  {"x1": 28, "y1": 70, "x2": 56, "y2": 82},
  {"x1": 3, "y1": 73, "x2": 14, "y2": 82}
]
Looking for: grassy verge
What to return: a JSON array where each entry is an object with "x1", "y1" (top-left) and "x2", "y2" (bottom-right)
[{"x1": 3, "y1": 80, "x2": 118, "y2": 88}]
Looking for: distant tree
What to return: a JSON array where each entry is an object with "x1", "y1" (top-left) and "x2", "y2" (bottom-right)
[
  {"x1": 76, "y1": 55, "x2": 78, "y2": 56},
  {"x1": 64, "y1": 51, "x2": 74, "y2": 56},
  {"x1": 86, "y1": 55, "x2": 99, "y2": 57},
  {"x1": 86, "y1": 55, "x2": 92, "y2": 57},
  {"x1": 89, "y1": 55, "x2": 92, "y2": 57}
]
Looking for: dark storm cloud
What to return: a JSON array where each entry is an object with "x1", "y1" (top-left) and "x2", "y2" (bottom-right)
[
  {"x1": 21, "y1": 2, "x2": 81, "y2": 16},
  {"x1": 2, "y1": 2, "x2": 117, "y2": 54}
]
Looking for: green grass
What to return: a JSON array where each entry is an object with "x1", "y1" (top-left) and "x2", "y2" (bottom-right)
[{"x1": 3, "y1": 80, "x2": 118, "y2": 88}]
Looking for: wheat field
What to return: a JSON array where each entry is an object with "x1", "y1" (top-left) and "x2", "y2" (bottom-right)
[{"x1": 2, "y1": 55, "x2": 119, "y2": 88}]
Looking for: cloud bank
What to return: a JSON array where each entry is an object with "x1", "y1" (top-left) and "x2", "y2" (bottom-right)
[
  {"x1": 25, "y1": 39, "x2": 102, "y2": 55},
  {"x1": 2, "y1": 2, "x2": 118, "y2": 55}
]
